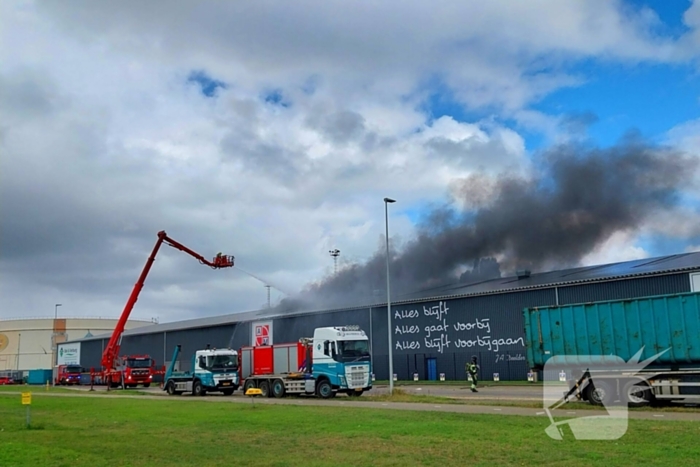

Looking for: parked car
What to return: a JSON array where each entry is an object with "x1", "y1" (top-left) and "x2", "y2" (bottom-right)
[{"x1": 0, "y1": 375, "x2": 14, "y2": 385}]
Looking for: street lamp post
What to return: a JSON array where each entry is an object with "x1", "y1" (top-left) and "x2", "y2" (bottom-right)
[
  {"x1": 383, "y1": 197, "x2": 396, "y2": 394},
  {"x1": 53, "y1": 304, "x2": 62, "y2": 369}
]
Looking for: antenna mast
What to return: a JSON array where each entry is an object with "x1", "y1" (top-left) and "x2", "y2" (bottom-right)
[{"x1": 329, "y1": 249, "x2": 340, "y2": 274}]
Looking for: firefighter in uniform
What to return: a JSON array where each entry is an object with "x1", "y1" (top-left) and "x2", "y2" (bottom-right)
[{"x1": 466, "y1": 355, "x2": 479, "y2": 392}]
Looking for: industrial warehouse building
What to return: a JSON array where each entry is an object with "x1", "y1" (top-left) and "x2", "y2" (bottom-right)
[{"x1": 61, "y1": 252, "x2": 700, "y2": 381}]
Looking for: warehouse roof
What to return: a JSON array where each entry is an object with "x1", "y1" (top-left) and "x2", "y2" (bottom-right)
[
  {"x1": 397, "y1": 251, "x2": 700, "y2": 301},
  {"x1": 71, "y1": 250, "x2": 700, "y2": 341}
]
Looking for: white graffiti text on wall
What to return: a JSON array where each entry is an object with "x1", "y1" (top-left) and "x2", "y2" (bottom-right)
[{"x1": 392, "y1": 301, "x2": 525, "y2": 354}]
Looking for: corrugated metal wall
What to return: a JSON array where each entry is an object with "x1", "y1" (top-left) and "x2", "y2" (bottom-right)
[
  {"x1": 369, "y1": 288, "x2": 556, "y2": 381},
  {"x1": 162, "y1": 323, "x2": 249, "y2": 372},
  {"x1": 120, "y1": 333, "x2": 164, "y2": 366},
  {"x1": 557, "y1": 273, "x2": 690, "y2": 305},
  {"x1": 272, "y1": 308, "x2": 370, "y2": 345},
  {"x1": 79, "y1": 339, "x2": 105, "y2": 371}
]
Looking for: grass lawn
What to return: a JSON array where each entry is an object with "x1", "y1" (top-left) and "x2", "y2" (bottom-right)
[
  {"x1": 0, "y1": 385, "x2": 154, "y2": 396},
  {"x1": 1, "y1": 392, "x2": 699, "y2": 467},
  {"x1": 0, "y1": 385, "x2": 77, "y2": 394},
  {"x1": 361, "y1": 389, "x2": 700, "y2": 413}
]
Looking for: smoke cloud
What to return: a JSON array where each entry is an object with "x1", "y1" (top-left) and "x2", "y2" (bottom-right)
[{"x1": 277, "y1": 137, "x2": 698, "y2": 312}]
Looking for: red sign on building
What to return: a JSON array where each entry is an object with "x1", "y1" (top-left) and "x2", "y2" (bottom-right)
[{"x1": 254, "y1": 323, "x2": 271, "y2": 346}]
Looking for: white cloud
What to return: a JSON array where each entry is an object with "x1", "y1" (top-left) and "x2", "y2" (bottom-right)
[
  {"x1": 579, "y1": 231, "x2": 650, "y2": 266},
  {"x1": 667, "y1": 118, "x2": 700, "y2": 154},
  {"x1": 7, "y1": 0, "x2": 693, "y2": 112}
]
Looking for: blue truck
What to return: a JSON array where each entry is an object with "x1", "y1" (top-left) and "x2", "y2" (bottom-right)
[
  {"x1": 163, "y1": 344, "x2": 240, "y2": 396},
  {"x1": 523, "y1": 291, "x2": 700, "y2": 407}
]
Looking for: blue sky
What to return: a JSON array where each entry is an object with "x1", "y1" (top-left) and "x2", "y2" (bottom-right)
[
  {"x1": 533, "y1": 61, "x2": 700, "y2": 147},
  {"x1": 187, "y1": 70, "x2": 227, "y2": 97},
  {"x1": 426, "y1": 60, "x2": 700, "y2": 153},
  {"x1": 636, "y1": 0, "x2": 693, "y2": 37},
  {"x1": 423, "y1": 1, "x2": 700, "y2": 152}
]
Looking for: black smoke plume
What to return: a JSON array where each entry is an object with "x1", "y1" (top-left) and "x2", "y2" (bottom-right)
[{"x1": 276, "y1": 137, "x2": 697, "y2": 312}]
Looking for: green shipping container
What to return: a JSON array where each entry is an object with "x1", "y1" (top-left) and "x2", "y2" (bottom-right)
[{"x1": 523, "y1": 291, "x2": 700, "y2": 371}]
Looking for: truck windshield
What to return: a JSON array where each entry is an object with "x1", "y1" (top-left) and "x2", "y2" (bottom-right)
[
  {"x1": 209, "y1": 355, "x2": 238, "y2": 370},
  {"x1": 66, "y1": 366, "x2": 82, "y2": 373},
  {"x1": 337, "y1": 340, "x2": 370, "y2": 362},
  {"x1": 126, "y1": 359, "x2": 152, "y2": 368}
]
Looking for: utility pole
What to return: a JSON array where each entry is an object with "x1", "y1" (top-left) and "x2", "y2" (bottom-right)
[
  {"x1": 329, "y1": 249, "x2": 340, "y2": 274},
  {"x1": 16, "y1": 333, "x2": 21, "y2": 371}
]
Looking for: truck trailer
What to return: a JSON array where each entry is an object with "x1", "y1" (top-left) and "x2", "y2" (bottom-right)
[
  {"x1": 163, "y1": 345, "x2": 240, "y2": 396},
  {"x1": 240, "y1": 325, "x2": 373, "y2": 399},
  {"x1": 523, "y1": 291, "x2": 700, "y2": 407}
]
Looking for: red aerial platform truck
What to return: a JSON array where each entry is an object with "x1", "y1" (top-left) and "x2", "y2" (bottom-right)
[{"x1": 100, "y1": 230, "x2": 234, "y2": 389}]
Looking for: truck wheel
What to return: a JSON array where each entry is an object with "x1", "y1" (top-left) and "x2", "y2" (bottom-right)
[
  {"x1": 166, "y1": 381, "x2": 177, "y2": 396},
  {"x1": 193, "y1": 380, "x2": 206, "y2": 396},
  {"x1": 259, "y1": 380, "x2": 270, "y2": 398},
  {"x1": 316, "y1": 380, "x2": 332, "y2": 399},
  {"x1": 623, "y1": 381, "x2": 652, "y2": 407},
  {"x1": 348, "y1": 390, "x2": 363, "y2": 397},
  {"x1": 243, "y1": 379, "x2": 256, "y2": 394},
  {"x1": 222, "y1": 388, "x2": 235, "y2": 396},
  {"x1": 143, "y1": 383, "x2": 151, "y2": 388},
  {"x1": 586, "y1": 380, "x2": 613, "y2": 406},
  {"x1": 271, "y1": 379, "x2": 286, "y2": 398}
]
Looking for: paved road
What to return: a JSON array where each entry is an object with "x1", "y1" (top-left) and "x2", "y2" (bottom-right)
[
  {"x1": 2, "y1": 386, "x2": 699, "y2": 422},
  {"x1": 374, "y1": 384, "x2": 544, "y2": 401}
]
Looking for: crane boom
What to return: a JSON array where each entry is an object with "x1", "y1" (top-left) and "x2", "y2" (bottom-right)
[{"x1": 101, "y1": 230, "x2": 233, "y2": 372}]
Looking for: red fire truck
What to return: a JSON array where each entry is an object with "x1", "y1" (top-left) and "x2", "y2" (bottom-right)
[
  {"x1": 55, "y1": 364, "x2": 83, "y2": 385},
  {"x1": 117, "y1": 355, "x2": 155, "y2": 388}
]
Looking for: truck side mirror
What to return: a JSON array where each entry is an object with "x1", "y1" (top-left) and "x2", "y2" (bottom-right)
[{"x1": 198, "y1": 356, "x2": 207, "y2": 369}]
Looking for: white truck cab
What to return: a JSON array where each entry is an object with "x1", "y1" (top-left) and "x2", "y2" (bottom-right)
[
  {"x1": 164, "y1": 345, "x2": 239, "y2": 396},
  {"x1": 312, "y1": 325, "x2": 372, "y2": 396}
]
